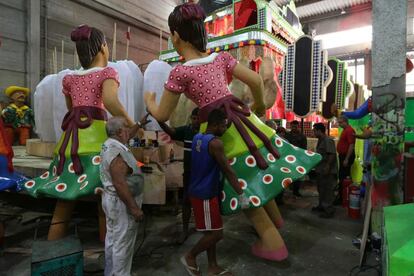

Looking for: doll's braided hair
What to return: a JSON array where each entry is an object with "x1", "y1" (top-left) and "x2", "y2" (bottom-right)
[
  {"x1": 71, "y1": 25, "x2": 106, "y2": 68},
  {"x1": 168, "y1": 3, "x2": 208, "y2": 52}
]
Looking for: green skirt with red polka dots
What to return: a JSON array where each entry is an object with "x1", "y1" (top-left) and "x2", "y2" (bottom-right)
[
  {"x1": 23, "y1": 120, "x2": 106, "y2": 200},
  {"x1": 220, "y1": 134, "x2": 321, "y2": 215},
  {"x1": 201, "y1": 114, "x2": 322, "y2": 215}
]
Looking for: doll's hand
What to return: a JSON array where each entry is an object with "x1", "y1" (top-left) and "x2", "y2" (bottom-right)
[
  {"x1": 251, "y1": 101, "x2": 265, "y2": 117},
  {"x1": 139, "y1": 113, "x2": 151, "y2": 128}
]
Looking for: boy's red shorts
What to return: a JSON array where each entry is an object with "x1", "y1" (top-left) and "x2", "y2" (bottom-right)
[{"x1": 190, "y1": 196, "x2": 223, "y2": 231}]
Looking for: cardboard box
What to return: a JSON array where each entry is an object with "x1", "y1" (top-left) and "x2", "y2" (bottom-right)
[
  {"x1": 163, "y1": 162, "x2": 184, "y2": 189},
  {"x1": 130, "y1": 143, "x2": 184, "y2": 164},
  {"x1": 142, "y1": 163, "x2": 166, "y2": 205},
  {"x1": 26, "y1": 139, "x2": 56, "y2": 158},
  {"x1": 130, "y1": 147, "x2": 157, "y2": 163}
]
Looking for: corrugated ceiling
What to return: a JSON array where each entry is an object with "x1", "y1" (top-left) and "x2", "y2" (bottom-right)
[{"x1": 272, "y1": 0, "x2": 372, "y2": 18}]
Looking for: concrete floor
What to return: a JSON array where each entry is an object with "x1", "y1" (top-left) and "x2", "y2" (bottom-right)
[{"x1": 0, "y1": 184, "x2": 380, "y2": 276}]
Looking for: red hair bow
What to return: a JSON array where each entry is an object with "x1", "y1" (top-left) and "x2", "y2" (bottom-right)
[{"x1": 71, "y1": 24, "x2": 92, "y2": 42}]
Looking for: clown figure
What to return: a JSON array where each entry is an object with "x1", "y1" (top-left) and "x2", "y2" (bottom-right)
[{"x1": 2, "y1": 86, "x2": 34, "y2": 145}]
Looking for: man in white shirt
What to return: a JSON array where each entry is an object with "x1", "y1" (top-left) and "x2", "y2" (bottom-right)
[{"x1": 100, "y1": 117, "x2": 144, "y2": 276}]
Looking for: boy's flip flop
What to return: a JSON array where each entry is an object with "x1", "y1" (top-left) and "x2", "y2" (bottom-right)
[
  {"x1": 208, "y1": 270, "x2": 233, "y2": 276},
  {"x1": 180, "y1": 255, "x2": 201, "y2": 276}
]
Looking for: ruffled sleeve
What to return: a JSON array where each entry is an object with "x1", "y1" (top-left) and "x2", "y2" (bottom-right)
[
  {"x1": 62, "y1": 75, "x2": 71, "y2": 96},
  {"x1": 164, "y1": 65, "x2": 187, "y2": 94},
  {"x1": 101, "y1": 67, "x2": 120, "y2": 87}
]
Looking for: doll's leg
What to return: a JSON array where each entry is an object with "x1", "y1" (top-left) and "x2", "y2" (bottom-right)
[
  {"x1": 263, "y1": 200, "x2": 284, "y2": 229},
  {"x1": 244, "y1": 207, "x2": 288, "y2": 261},
  {"x1": 18, "y1": 127, "x2": 30, "y2": 145},
  {"x1": 4, "y1": 127, "x2": 15, "y2": 146},
  {"x1": 47, "y1": 200, "x2": 76, "y2": 240}
]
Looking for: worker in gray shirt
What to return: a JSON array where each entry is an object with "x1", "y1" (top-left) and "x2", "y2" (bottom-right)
[
  {"x1": 312, "y1": 123, "x2": 338, "y2": 219},
  {"x1": 286, "y1": 120, "x2": 307, "y2": 197}
]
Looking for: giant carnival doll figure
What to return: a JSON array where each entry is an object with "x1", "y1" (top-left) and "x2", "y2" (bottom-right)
[
  {"x1": 1, "y1": 86, "x2": 34, "y2": 145},
  {"x1": 145, "y1": 3, "x2": 321, "y2": 262},
  {"x1": 24, "y1": 25, "x2": 141, "y2": 240},
  {"x1": 0, "y1": 116, "x2": 27, "y2": 191}
]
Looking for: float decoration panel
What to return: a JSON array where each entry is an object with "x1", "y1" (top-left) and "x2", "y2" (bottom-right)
[
  {"x1": 160, "y1": 0, "x2": 303, "y2": 62},
  {"x1": 321, "y1": 58, "x2": 350, "y2": 120},
  {"x1": 280, "y1": 35, "x2": 332, "y2": 118}
]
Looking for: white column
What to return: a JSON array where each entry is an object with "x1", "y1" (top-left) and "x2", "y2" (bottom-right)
[{"x1": 371, "y1": 0, "x2": 407, "y2": 231}]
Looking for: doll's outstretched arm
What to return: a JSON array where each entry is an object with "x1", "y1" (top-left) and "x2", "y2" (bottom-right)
[
  {"x1": 232, "y1": 64, "x2": 265, "y2": 116},
  {"x1": 144, "y1": 89, "x2": 180, "y2": 123},
  {"x1": 102, "y1": 79, "x2": 135, "y2": 127}
]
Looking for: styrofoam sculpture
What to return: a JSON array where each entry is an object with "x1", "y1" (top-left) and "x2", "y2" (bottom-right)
[
  {"x1": 53, "y1": 69, "x2": 72, "y2": 140},
  {"x1": 34, "y1": 74, "x2": 57, "y2": 142},
  {"x1": 143, "y1": 60, "x2": 173, "y2": 130},
  {"x1": 125, "y1": 60, "x2": 145, "y2": 121},
  {"x1": 109, "y1": 61, "x2": 136, "y2": 121}
]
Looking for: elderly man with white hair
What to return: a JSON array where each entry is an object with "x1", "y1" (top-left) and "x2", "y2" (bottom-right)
[{"x1": 100, "y1": 116, "x2": 147, "y2": 276}]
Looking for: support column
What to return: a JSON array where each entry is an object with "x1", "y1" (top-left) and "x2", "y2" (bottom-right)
[
  {"x1": 27, "y1": 0, "x2": 41, "y2": 101},
  {"x1": 364, "y1": 52, "x2": 372, "y2": 90},
  {"x1": 371, "y1": 0, "x2": 407, "y2": 232}
]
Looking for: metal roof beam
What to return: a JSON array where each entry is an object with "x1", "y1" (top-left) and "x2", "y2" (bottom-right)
[
  {"x1": 295, "y1": 0, "x2": 323, "y2": 7},
  {"x1": 300, "y1": 2, "x2": 372, "y2": 23}
]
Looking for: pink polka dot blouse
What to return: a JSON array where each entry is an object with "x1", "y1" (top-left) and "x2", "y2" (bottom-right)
[
  {"x1": 62, "y1": 67, "x2": 120, "y2": 109},
  {"x1": 164, "y1": 52, "x2": 238, "y2": 108}
]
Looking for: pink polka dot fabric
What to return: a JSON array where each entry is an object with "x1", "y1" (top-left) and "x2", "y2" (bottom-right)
[
  {"x1": 62, "y1": 67, "x2": 120, "y2": 108},
  {"x1": 164, "y1": 52, "x2": 238, "y2": 108}
]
